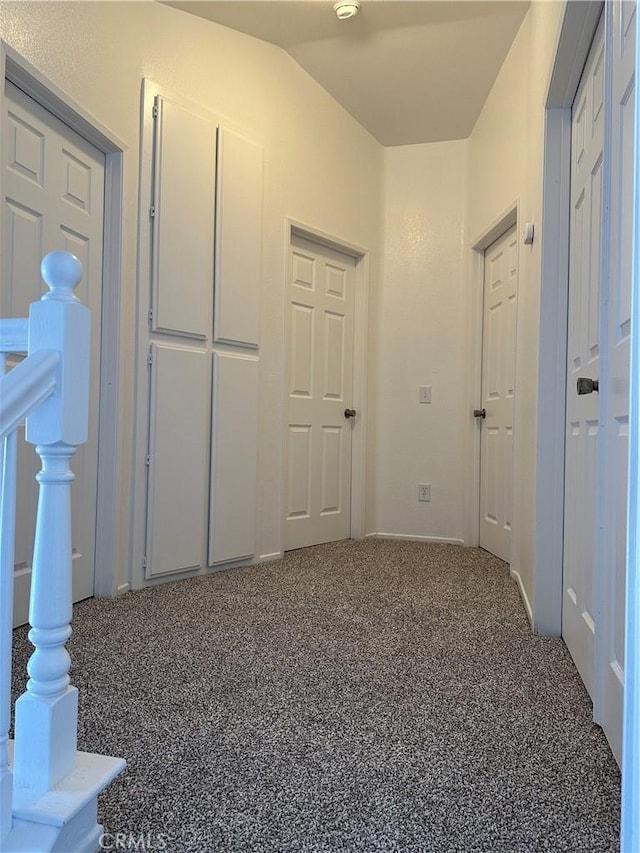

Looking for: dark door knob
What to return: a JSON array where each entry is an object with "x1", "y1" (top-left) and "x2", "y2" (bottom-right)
[
  {"x1": 577, "y1": 377, "x2": 599, "y2": 395},
  {"x1": 473, "y1": 408, "x2": 486, "y2": 419},
  {"x1": 344, "y1": 408, "x2": 356, "y2": 419}
]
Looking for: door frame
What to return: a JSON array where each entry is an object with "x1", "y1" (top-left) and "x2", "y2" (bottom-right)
[
  {"x1": 466, "y1": 205, "x2": 522, "y2": 600},
  {"x1": 0, "y1": 42, "x2": 126, "y2": 598},
  {"x1": 623, "y1": 0, "x2": 640, "y2": 834},
  {"x1": 282, "y1": 219, "x2": 369, "y2": 551},
  {"x1": 535, "y1": 2, "x2": 604, "y2": 635}
]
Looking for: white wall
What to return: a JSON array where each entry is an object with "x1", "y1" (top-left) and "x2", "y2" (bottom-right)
[
  {"x1": 466, "y1": 1, "x2": 566, "y2": 616},
  {"x1": 372, "y1": 1, "x2": 566, "y2": 627},
  {"x1": 374, "y1": 140, "x2": 468, "y2": 542},
  {"x1": 0, "y1": 1, "x2": 384, "y2": 591}
]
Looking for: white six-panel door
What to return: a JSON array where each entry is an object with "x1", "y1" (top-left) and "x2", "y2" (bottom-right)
[
  {"x1": 479, "y1": 224, "x2": 518, "y2": 563},
  {"x1": 285, "y1": 235, "x2": 356, "y2": 551},
  {"x1": 2, "y1": 80, "x2": 105, "y2": 625},
  {"x1": 598, "y1": 0, "x2": 635, "y2": 764},
  {"x1": 563, "y1": 19, "x2": 605, "y2": 700}
]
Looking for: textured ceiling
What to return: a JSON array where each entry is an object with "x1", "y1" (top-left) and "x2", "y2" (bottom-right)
[{"x1": 162, "y1": 1, "x2": 530, "y2": 146}]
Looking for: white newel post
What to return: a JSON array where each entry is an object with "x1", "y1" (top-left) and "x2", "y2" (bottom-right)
[{"x1": 12, "y1": 252, "x2": 90, "y2": 795}]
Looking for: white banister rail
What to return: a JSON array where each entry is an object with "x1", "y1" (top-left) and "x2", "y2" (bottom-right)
[
  {"x1": 0, "y1": 320, "x2": 28, "y2": 357},
  {"x1": 0, "y1": 252, "x2": 125, "y2": 852},
  {"x1": 0, "y1": 351, "x2": 59, "y2": 441}
]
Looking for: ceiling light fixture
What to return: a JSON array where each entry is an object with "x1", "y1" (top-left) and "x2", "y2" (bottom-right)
[{"x1": 334, "y1": 1, "x2": 360, "y2": 20}]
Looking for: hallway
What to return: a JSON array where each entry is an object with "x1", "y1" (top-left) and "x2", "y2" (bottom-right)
[{"x1": 11, "y1": 540, "x2": 620, "y2": 851}]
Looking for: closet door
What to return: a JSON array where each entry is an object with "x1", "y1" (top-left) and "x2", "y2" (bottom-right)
[
  {"x1": 214, "y1": 127, "x2": 263, "y2": 347},
  {"x1": 143, "y1": 89, "x2": 215, "y2": 580},
  {"x1": 562, "y1": 18, "x2": 605, "y2": 699},
  {"x1": 597, "y1": 0, "x2": 635, "y2": 765},
  {"x1": 208, "y1": 126, "x2": 264, "y2": 565},
  {"x1": 137, "y1": 82, "x2": 264, "y2": 581}
]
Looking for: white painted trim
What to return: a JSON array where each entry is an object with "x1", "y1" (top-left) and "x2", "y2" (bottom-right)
[
  {"x1": 466, "y1": 203, "x2": 519, "y2": 555},
  {"x1": 1, "y1": 42, "x2": 127, "y2": 154},
  {"x1": 621, "y1": 3, "x2": 640, "y2": 846},
  {"x1": 130, "y1": 79, "x2": 158, "y2": 593},
  {"x1": 94, "y1": 150, "x2": 124, "y2": 598},
  {"x1": 511, "y1": 567, "x2": 533, "y2": 628},
  {"x1": 546, "y1": 2, "x2": 604, "y2": 109},
  {"x1": 593, "y1": 5, "x2": 615, "y2": 732},
  {"x1": 282, "y1": 219, "x2": 370, "y2": 551},
  {"x1": 470, "y1": 206, "x2": 518, "y2": 255},
  {"x1": 534, "y1": 109, "x2": 571, "y2": 636},
  {"x1": 288, "y1": 220, "x2": 368, "y2": 260},
  {"x1": 365, "y1": 533, "x2": 465, "y2": 547},
  {"x1": 258, "y1": 552, "x2": 283, "y2": 563},
  {"x1": 0, "y1": 44, "x2": 124, "y2": 599},
  {"x1": 464, "y1": 248, "x2": 483, "y2": 548}
]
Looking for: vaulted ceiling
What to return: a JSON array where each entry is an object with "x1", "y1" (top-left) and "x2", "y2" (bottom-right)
[{"x1": 162, "y1": 0, "x2": 530, "y2": 146}]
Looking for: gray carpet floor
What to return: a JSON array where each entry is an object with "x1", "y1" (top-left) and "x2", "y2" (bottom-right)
[{"x1": 11, "y1": 539, "x2": 621, "y2": 852}]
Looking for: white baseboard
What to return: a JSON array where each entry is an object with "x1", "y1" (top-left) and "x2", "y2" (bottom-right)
[
  {"x1": 258, "y1": 551, "x2": 283, "y2": 563},
  {"x1": 511, "y1": 566, "x2": 533, "y2": 627},
  {"x1": 365, "y1": 532, "x2": 465, "y2": 546}
]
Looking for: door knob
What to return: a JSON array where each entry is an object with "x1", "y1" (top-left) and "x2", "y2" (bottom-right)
[
  {"x1": 577, "y1": 377, "x2": 599, "y2": 395},
  {"x1": 473, "y1": 408, "x2": 486, "y2": 419},
  {"x1": 344, "y1": 408, "x2": 356, "y2": 419}
]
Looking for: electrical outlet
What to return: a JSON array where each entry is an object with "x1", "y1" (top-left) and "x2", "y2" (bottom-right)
[
  {"x1": 419, "y1": 484, "x2": 431, "y2": 502},
  {"x1": 419, "y1": 385, "x2": 432, "y2": 404}
]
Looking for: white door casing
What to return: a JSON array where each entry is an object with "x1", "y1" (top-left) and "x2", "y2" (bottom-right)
[
  {"x1": 479, "y1": 224, "x2": 518, "y2": 563},
  {"x1": 2, "y1": 79, "x2": 105, "y2": 625},
  {"x1": 285, "y1": 235, "x2": 356, "y2": 551},
  {"x1": 621, "y1": 0, "x2": 640, "y2": 838},
  {"x1": 597, "y1": 0, "x2": 635, "y2": 765},
  {"x1": 562, "y1": 18, "x2": 605, "y2": 701}
]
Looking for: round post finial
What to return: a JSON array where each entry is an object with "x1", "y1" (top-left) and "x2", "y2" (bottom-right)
[{"x1": 41, "y1": 252, "x2": 83, "y2": 302}]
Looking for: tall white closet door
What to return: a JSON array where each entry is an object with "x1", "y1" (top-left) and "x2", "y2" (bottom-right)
[
  {"x1": 139, "y1": 82, "x2": 263, "y2": 581},
  {"x1": 2, "y1": 80, "x2": 105, "y2": 624},
  {"x1": 563, "y1": 18, "x2": 605, "y2": 699},
  {"x1": 143, "y1": 90, "x2": 215, "y2": 580}
]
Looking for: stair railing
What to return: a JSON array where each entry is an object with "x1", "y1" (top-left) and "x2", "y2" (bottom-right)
[{"x1": 0, "y1": 252, "x2": 125, "y2": 850}]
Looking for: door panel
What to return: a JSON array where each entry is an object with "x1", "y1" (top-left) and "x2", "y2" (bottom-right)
[
  {"x1": 598, "y1": 0, "x2": 635, "y2": 764},
  {"x1": 214, "y1": 127, "x2": 263, "y2": 347},
  {"x1": 151, "y1": 95, "x2": 215, "y2": 340},
  {"x1": 479, "y1": 224, "x2": 517, "y2": 562},
  {"x1": 2, "y1": 80, "x2": 104, "y2": 625},
  {"x1": 208, "y1": 353, "x2": 259, "y2": 565},
  {"x1": 145, "y1": 344, "x2": 209, "y2": 578},
  {"x1": 285, "y1": 236, "x2": 355, "y2": 551},
  {"x1": 563, "y1": 18, "x2": 605, "y2": 700},
  {"x1": 287, "y1": 426, "x2": 312, "y2": 519}
]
